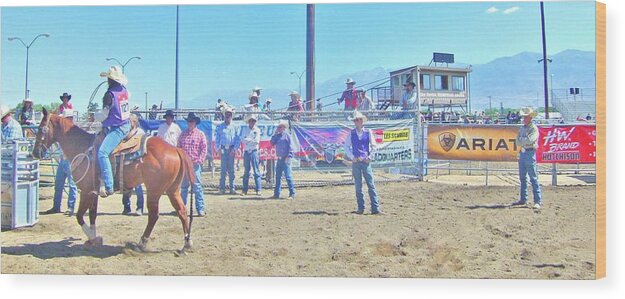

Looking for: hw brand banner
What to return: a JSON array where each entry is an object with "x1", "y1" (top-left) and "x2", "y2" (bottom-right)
[
  {"x1": 293, "y1": 119, "x2": 415, "y2": 168},
  {"x1": 536, "y1": 125, "x2": 596, "y2": 163},
  {"x1": 427, "y1": 125, "x2": 520, "y2": 162}
]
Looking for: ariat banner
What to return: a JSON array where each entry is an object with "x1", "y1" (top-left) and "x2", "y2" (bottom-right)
[{"x1": 427, "y1": 125, "x2": 520, "y2": 161}]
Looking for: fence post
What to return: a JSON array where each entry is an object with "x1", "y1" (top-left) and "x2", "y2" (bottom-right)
[
  {"x1": 485, "y1": 161, "x2": 489, "y2": 186},
  {"x1": 551, "y1": 163, "x2": 557, "y2": 186}
]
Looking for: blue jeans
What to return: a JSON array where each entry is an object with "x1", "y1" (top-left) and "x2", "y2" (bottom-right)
[
  {"x1": 219, "y1": 148, "x2": 236, "y2": 192},
  {"x1": 352, "y1": 161, "x2": 380, "y2": 212},
  {"x1": 274, "y1": 157, "x2": 295, "y2": 197},
  {"x1": 181, "y1": 163, "x2": 205, "y2": 212},
  {"x1": 122, "y1": 185, "x2": 144, "y2": 212},
  {"x1": 53, "y1": 158, "x2": 77, "y2": 211},
  {"x1": 97, "y1": 122, "x2": 131, "y2": 191},
  {"x1": 242, "y1": 150, "x2": 262, "y2": 193},
  {"x1": 519, "y1": 149, "x2": 542, "y2": 204}
]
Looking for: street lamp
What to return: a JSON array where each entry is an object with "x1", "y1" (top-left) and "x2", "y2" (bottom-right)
[
  {"x1": 105, "y1": 56, "x2": 142, "y2": 73},
  {"x1": 290, "y1": 70, "x2": 305, "y2": 96},
  {"x1": 8, "y1": 33, "x2": 51, "y2": 99}
]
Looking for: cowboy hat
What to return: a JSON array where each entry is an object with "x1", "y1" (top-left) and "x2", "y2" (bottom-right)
[
  {"x1": 23, "y1": 98, "x2": 33, "y2": 103},
  {"x1": 59, "y1": 92, "x2": 72, "y2": 101},
  {"x1": 100, "y1": 65, "x2": 128, "y2": 86},
  {"x1": 266, "y1": 98, "x2": 272, "y2": 103},
  {"x1": 519, "y1": 107, "x2": 538, "y2": 118},
  {"x1": 351, "y1": 110, "x2": 368, "y2": 122},
  {"x1": 163, "y1": 109, "x2": 175, "y2": 119},
  {"x1": 248, "y1": 91, "x2": 260, "y2": 101},
  {"x1": 277, "y1": 119, "x2": 290, "y2": 129},
  {"x1": 288, "y1": 91, "x2": 300, "y2": 97},
  {"x1": 403, "y1": 81, "x2": 416, "y2": 87},
  {"x1": 252, "y1": 86, "x2": 263, "y2": 92},
  {"x1": 184, "y1": 112, "x2": 201, "y2": 123},
  {"x1": 223, "y1": 106, "x2": 235, "y2": 115},
  {"x1": 61, "y1": 109, "x2": 74, "y2": 118},
  {"x1": 0, "y1": 105, "x2": 12, "y2": 119},
  {"x1": 246, "y1": 114, "x2": 258, "y2": 123},
  {"x1": 345, "y1": 78, "x2": 356, "y2": 85}
]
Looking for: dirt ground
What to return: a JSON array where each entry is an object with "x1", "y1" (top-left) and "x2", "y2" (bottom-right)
[{"x1": 1, "y1": 170, "x2": 596, "y2": 279}]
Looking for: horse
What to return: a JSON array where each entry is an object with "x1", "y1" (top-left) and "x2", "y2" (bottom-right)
[{"x1": 32, "y1": 108, "x2": 196, "y2": 254}]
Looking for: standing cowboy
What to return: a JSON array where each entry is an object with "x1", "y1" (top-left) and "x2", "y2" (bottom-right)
[
  {"x1": 338, "y1": 78, "x2": 358, "y2": 111},
  {"x1": 286, "y1": 91, "x2": 304, "y2": 121},
  {"x1": 270, "y1": 119, "x2": 296, "y2": 199},
  {"x1": 58, "y1": 92, "x2": 74, "y2": 114},
  {"x1": 241, "y1": 115, "x2": 262, "y2": 196},
  {"x1": 397, "y1": 81, "x2": 417, "y2": 119},
  {"x1": 343, "y1": 110, "x2": 381, "y2": 215},
  {"x1": 512, "y1": 107, "x2": 542, "y2": 210},
  {"x1": 215, "y1": 107, "x2": 240, "y2": 195},
  {"x1": 178, "y1": 112, "x2": 207, "y2": 216},
  {"x1": 1, "y1": 105, "x2": 24, "y2": 142},
  {"x1": 18, "y1": 98, "x2": 35, "y2": 125},
  {"x1": 43, "y1": 108, "x2": 78, "y2": 216},
  {"x1": 157, "y1": 109, "x2": 182, "y2": 147},
  {"x1": 94, "y1": 65, "x2": 132, "y2": 197},
  {"x1": 122, "y1": 114, "x2": 146, "y2": 216},
  {"x1": 357, "y1": 89, "x2": 375, "y2": 111}
]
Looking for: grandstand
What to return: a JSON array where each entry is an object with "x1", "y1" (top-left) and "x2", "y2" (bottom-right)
[{"x1": 551, "y1": 88, "x2": 596, "y2": 122}]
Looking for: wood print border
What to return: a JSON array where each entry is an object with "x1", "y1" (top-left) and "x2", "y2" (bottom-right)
[{"x1": 595, "y1": 0, "x2": 606, "y2": 280}]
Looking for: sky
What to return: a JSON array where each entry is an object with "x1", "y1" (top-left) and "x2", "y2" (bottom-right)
[{"x1": 0, "y1": 0, "x2": 596, "y2": 113}]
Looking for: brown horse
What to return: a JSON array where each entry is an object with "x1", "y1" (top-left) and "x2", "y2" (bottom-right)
[{"x1": 32, "y1": 108, "x2": 196, "y2": 254}]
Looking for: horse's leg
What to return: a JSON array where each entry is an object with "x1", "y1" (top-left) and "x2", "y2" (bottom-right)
[
  {"x1": 75, "y1": 192, "x2": 101, "y2": 246},
  {"x1": 137, "y1": 188, "x2": 161, "y2": 251},
  {"x1": 167, "y1": 187, "x2": 192, "y2": 251}
]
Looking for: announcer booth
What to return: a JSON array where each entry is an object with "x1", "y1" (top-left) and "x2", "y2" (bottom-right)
[{"x1": 388, "y1": 53, "x2": 471, "y2": 116}]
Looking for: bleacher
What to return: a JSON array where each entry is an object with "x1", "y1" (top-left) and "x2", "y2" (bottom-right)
[{"x1": 551, "y1": 88, "x2": 596, "y2": 122}]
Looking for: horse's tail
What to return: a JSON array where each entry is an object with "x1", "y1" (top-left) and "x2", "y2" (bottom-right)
[{"x1": 176, "y1": 148, "x2": 196, "y2": 185}]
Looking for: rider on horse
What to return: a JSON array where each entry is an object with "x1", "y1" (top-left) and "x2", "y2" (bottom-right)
[{"x1": 95, "y1": 66, "x2": 131, "y2": 197}]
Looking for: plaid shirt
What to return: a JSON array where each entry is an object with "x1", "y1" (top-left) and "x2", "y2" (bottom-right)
[
  {"x1": 177, "y1": 127, "x2": 208, "y2": 165},
  {"x1": 2, "y1": 117, "x2": 24, "y2": 142}
]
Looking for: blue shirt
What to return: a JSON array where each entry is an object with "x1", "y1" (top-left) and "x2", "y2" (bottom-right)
[
  {"x1": 270, "y1": 132, "x2": 294, "y2": 159},
  {"x1": 215, "y1": 121, "x2": 240, "y2": 150},
  {"x1": 2, "y1": 117, "x2": 24, "y2": 142}
]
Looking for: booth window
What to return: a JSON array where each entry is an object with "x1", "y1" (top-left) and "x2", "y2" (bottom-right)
[
  {"x1": 420, "y1": 73, "x2": 431, "y2": 90},
  {"x1": 452, "y1": 76, "x2": 465, "y2": 91},
  {"x1": 435, "y1": 75, "x2": 448, "y2": 90}
]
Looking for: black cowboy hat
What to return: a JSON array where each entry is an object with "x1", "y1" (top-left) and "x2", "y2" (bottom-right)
[
  {"x1": 59, "y1": 92, "x2": 72, "y2": 101},
  {"x1": 163, "y1": 110, "x2": 175, "y2": 119},
  {"x1": 403, "y1": 81, "x2": 416, "y2": 87},
  {"x1": 184, "y1": 112, "x2": 201, "y2": 123}
]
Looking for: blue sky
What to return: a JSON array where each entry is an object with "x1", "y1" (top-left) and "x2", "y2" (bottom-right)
[{"x1": 1, "y1": 1, "x2": 596, "y2": 112}]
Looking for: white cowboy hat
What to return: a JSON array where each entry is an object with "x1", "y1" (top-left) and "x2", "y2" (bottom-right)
[
  {"x1": 246, "y1": 114, "x2": 258, "y2": 123},
  {"x1": 61, "y1": 109, "x2": 74, "y2": 118},
  {"x1": 351, "y1": 110, "x2": 368, "y2": 122},
  {"x1": 252, "y1": 86, "x2": 263, "y2": 91},
  {"x1": 345, "y1": 78, "x2": 356, "y2": 85},
  {"x1": 0, "y1": 105, "x2": 12, "y2": 119},
  {"x1": 266, "y1": 98, "x2": 272, "y2": 103},
  {"x1": 248, "y1": 91, "x2": 260, "y2": 101},
  {"x1": 100, "y1": 65, "x2": 128, "y2": 85},
  {"x1": 277, "y1": 119, "x2": 290, "y2": 128},
  {"x1": 519, "y1": 107, "x2": 538, "y2": 117},
  {"x1": 23, "y1": 98, "x2": 33, "y2": 103},
  {"x1": 288, "y1": 91, "x2": 299, "y2": 97},
  {"x1": 223, "y1": 106, "x2": 235, "y2": 115}
]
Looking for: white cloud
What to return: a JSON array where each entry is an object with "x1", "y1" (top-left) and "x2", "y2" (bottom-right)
[
  {"x1": 486, "y1": 6, "x2": 499, "y2": 14},
  {"x1": 503, "y1": 7, "x2": 520, "y2": 14}
]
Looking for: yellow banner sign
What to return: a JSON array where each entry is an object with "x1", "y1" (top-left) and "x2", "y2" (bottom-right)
[
  {"x1": 427, "y1": 125, "x2": 520, "y2": 161},
  {"x1": 383, "y1": 129, "x2": 410, "y2": 142}
]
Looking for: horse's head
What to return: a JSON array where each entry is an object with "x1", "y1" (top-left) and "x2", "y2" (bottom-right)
[{"x1": 32, "y1": 108, "x2": 56, "y2": 159}]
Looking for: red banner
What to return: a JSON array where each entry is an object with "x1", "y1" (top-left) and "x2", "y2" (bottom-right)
[{"x1": 536, "y1": 125, "x2": 596, "y2": 163}]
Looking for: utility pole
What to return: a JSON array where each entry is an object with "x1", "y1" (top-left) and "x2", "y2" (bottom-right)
[
  {"x1": 306, "y1": 4, "x2": 315, "y2": 111},
  {"x1": 540, "y1": 2, "x2": 550, "y2": 119},
  {"x1": 175, "y1": 5, "x2": 180, "y2": 110}
]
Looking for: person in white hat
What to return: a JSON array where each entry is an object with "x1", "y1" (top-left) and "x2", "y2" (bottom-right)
[
  {"x1": 1, "y1": 105, "x2": 24, "y2": 143},
  {"x1": 240, "y1": 115, "x2": 262, "y2": 196},
  {"x1": 286, "y1": 91, "x2": 304, "y2": 121},
  {"x1": 44, "y1": 109, "x2": 78, "y2": 216},
  {"x1": 270, "y1": 119, "x2": 296, "y2": 199},
  {"x1": 96, "y1": 65, "x2": 132, "y2": 197},
  {"x1": 262, "y1": 98, "x2": 272, "y2": 112},
  {"x1": 18, "y1": 98, "x2": 35, "y2": 125},
  {"x1": 512, "y1": 107, "x2": 542, "y2": 209},
  {"x1": 215, "y1": 106, "x2": 241, "y2": 195},
  {"x1": 343, "y1": 110, "x2": 381, "y2": 215},
  {"x1": 338, "y1": 78, "x2": 358, "y2": 112},
  {"x1": 156, "y1": 110, "x2": 182, "y2": 147}
]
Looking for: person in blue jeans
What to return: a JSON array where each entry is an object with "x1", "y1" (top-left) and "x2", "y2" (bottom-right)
[
  {"x1": 241, "y1": 115, "x2": 262, "y2": 196},
  {"x1": 95, "y1": 66, "x2": 132, "y2": 197},
  {"x1": 512, "y1": 107, "x2": 543, "y2": 210},
  {"x1": 343, "y1": 110, "x2": 381, "y2": 215},
  {"x1": 44, "y1": 109, "x2": 78, "y2": 216},
  {"x1": 122, "y1": 185, "x2": 144, "y2": 216},
  {"x1": 215, "y1": 107, "x2": 240, "y2": 195},
  {"x1": 178, "y1": 112, "x2": 208, "y2": 216},
  {"x1": 270, "y1": 120, "x2": 296, "y2": 199}
]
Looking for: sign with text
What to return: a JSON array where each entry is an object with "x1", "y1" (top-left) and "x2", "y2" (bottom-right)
[
  {"x1": 536, "y1": 125, "x2": 596, "y2": 163},
  {"x1": 427, "y1": 125, "x2": 520, "y2": 161}
]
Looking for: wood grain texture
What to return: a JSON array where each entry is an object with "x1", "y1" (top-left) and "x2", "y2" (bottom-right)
[{"x1": 595, "y1": 0, "x2": 606, "y2": 280}]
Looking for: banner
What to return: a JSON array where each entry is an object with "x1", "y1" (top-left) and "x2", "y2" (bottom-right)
[
  {"x1": 536, "y1": 125, "x2": 596, "y2": 163},
  {"x1": 293, "y1": 119, "x2": 415, "y2": 168},
  {"x1": 210, "y1": 121, "x2": 279, "y2": 161},
  {"x1": 427, "y1": 125, "x2": 520, "y2": 162}
]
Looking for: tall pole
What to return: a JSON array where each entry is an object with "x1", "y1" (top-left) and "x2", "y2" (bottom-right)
[
  {"x1": 8, "y1": 33, "x2": 51, "y2": 99},
  {"x1": 550, "y1": 74, "x2": 554, "y2": 107},
  {"x1": 145, "y1": 92, "x2": 148, "y2": 111},
  {"x1": 25, "y1": 47, "x2": 29, "y2": 99},
  {"x1": 306, "y1": 4, "x2": 315, "y2": 111},
  {"x1": 175, "y1": 5, "x2": 180, "y2": 110},
  {"x1": 489, "y1": 96, "x2": 492, "y2": 113},
  {"x1": 540, "y1": 2, "x2": 550, "y2": 119}
]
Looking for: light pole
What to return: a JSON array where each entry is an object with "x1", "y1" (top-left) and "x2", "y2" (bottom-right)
[
  {"x1": 488, "y1": 95, "x2": 492, "y2": 114},
  {"x1": 290, "y1": 70, "x2": 305, "y2": 97},
  {"x1": 105, "y1": 56, "x2": 142, "y2": 73},
  {"x1": 8, "y1": 33, "x2": 51, "y2": 99},
  {"x1": 145, "y1": 92, "x2": 148, "y2": 112}
]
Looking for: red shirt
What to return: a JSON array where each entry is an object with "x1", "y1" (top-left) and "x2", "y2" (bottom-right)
[
  {"x1": 59, "y1": 102, "x2": 73, "y2": 113},
  {"x1": 177, "y1": 127, "x2": 208, "y2": 165}
]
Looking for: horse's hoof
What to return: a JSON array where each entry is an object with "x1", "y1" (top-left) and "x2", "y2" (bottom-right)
[
  {"x1": 84, "y1": 237, "x2": 103, "y2": 247},
  {"x1": 184, "y1": 239, "x2": 193, "y2": 250},
  {"x1": 174, "y1": 249, "x2": 187, "y2": 257}
]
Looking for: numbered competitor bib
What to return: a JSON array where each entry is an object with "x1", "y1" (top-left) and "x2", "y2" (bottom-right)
[{"x1": 118, "y1": 91, "x2": 130, "y2": 121}]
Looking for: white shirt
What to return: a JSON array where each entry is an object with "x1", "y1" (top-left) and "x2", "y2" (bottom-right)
[
  {"x1": 401, "y1": 90, "x2": 417, "y2": 110},
  {"x1": 157, "y1": 122, "x2": 182, "y2": 147},
  {"x1": 343, "y1": 128, "x2": 378, "y2": 161},
  {"x1": 241, "y1": 125, "x2": 261, "y2": 152}
]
